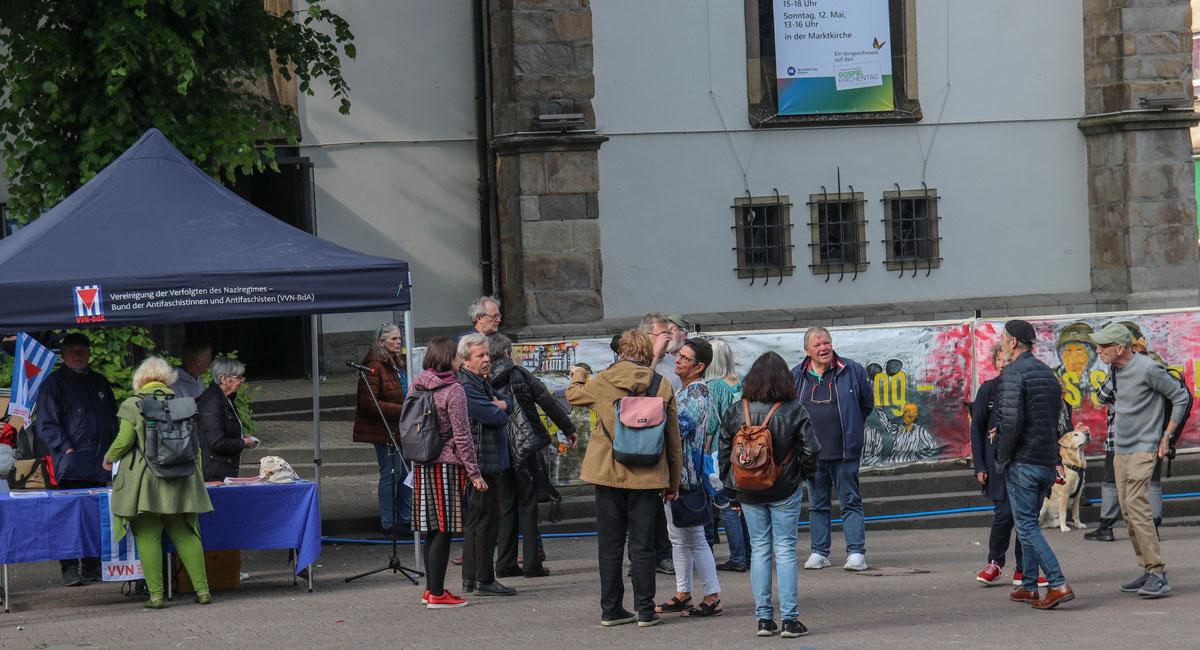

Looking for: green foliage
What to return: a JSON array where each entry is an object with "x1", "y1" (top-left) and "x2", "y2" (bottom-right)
[
  {"x1": 67, "y1": 326, "x2": 158, "y2": 401},
  {"x1": 0, "y1": 0, "x2": 355, "y2": 222},
  {"x1": 0, "y1": 350, "x2": 12, "y2": 389}
]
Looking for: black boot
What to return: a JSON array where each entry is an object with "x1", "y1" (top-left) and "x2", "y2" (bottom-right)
[{"x1": 1084, "y1": 518, "x2": 1115, "y2": 542}]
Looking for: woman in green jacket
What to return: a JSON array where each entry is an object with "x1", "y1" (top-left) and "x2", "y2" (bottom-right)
[{"x1": 102, "y1": 356, "x2": 213, "y2": 609}]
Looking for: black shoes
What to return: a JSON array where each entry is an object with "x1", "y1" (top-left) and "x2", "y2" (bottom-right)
[
  {"x1": 62, "y1": 565, "x2": 85, "y2": 587},
  {"x1": 756, "y1": 619, "x2": 778, "y2": 637},
  {"x1": 715, "y1": 560, "x2": 747, "y2": 572},
  {"x1": 655, "y1": 559, "x2": 675, "y2": 575},
  {"x1": 475, "y1": 580, "x2": 517, "y2": 596},
  {"x1": 523, "y1": 566, "x2": 551, "y2": 578},
  {"x1": 1084, "y1": 519, "x2": 1115, "y2": 542},
  {"x1": 637, "y1": 613, "x2": 661, "y2": 627},
  {"x1": 601, "y1": 609, "x2": 637, "y2": 627},
  {"x1": 781, "y1": 620, "x2": 809, "y2": 637},
  {"x1": 462, "y1": 580, "x2": 476, "y2": 593},
  {"x1": 495, "y1": 567, "x2": 524, "y2": 578}
]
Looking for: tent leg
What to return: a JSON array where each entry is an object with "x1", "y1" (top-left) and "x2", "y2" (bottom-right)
[
  {"x1": 312, "y1": 314, "x2": 322, "y2": 490},
  {"x1": 403, "y1": 309, "x2": 422, "y2": 576}
]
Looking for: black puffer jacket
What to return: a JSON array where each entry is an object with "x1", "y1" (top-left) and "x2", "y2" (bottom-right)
[
  {"x1": 718, "y1": 400, "x2": 819, "y2": 505},
  {"x1": 489, "y1": 358, "x2": 577, "y2": 454},
  {"x1": 196, "y1": 383, "x2": 245, "y2": 481},
  {"x1": 457, "y1": 368, "x2": 510, "y2": 475},
  {"x1": 994, "y1": 351, "x2": 1061, "y2": 469}
]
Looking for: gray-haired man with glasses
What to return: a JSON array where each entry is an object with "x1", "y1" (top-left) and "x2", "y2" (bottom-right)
[
  {"x1": 790, "y1": 327, "x2": 873, "y2": 572},
  {"x1": 460, "y1": 296, "x2": 502, "y2": 341}
]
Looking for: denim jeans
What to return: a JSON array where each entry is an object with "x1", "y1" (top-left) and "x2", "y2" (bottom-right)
[
  {"x1": 741, "y1": 485, "x2": 803, "y2": 621},
  {"x1": 373, "y1": 443, "x2": 412, "y2": 529},
  {"x1": 808, "y1": 459, "x2": 865, "y2": 556},
  {"x1": 1006, "y1": 462, "x2": 1066, "y2": 589},
  {"x1": 721, "y1": 507, "x2": 749, "y2": 566}
]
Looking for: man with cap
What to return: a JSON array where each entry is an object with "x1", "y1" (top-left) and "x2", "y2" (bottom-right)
[
  {"x1": 34, "y1": 332, "x2": 119, "y2": 586},
  {"x1": 1090, "y1": 322, "x2": 1188, "y2": 599},
  {"x1": 1086, "y1": 321, "x2": 1167, "y2": 542},
  {"x1": 994, "y1": 320, "x2": 1074, "y2": 609}
]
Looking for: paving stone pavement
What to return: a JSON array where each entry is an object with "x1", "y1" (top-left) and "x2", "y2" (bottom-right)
[{"x1": 3, "y1": 523, "x2": 1198, "y2": 648}]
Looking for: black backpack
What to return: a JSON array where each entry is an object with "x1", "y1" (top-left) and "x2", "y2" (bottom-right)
[
  {"x1": 137, "y1": 392, "x2": 199, "y2": 478},
  {"x1": 398, "y1": 384, "x2": 449, "y2": 463},
  {"x1": 1164, "y1": 367, "x2": 1193, "y2": 474}
]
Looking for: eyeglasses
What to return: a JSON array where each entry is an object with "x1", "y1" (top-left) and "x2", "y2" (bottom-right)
[
  {"x1": 480, "y1": 313, "x2": 502, "y2": 321},
  {"x1": 677, "y1": 354, "x2": 697, "y2": 365},
  {"x1": 808, "y1": 379, "x2": 833, "y2": 404}
]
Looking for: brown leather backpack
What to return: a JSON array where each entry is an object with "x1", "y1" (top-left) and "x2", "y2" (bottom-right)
[{"x1": 731, "y1": 400, "x2": 792, "y2": 492}]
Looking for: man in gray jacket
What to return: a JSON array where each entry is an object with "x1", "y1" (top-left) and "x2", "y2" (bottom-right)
[{"x1": 1091, "y1": 323, "x2": 1189, "y2": 599}]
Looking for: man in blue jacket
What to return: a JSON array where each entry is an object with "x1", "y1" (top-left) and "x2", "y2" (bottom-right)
[
  {"x1": 791, "y1": 327, "x2": 873, "y2": 572},
  {"x1": 34, "y1": 332, "x2": 118, "y2": 586},
  {"x1": 456, "y1": 333, "x2": 515, "y2": 597}
]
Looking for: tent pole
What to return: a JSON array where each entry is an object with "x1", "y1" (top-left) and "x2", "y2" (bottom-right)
[
  {"x1": 312, "y1": 314, "x2": 322, "y2": 491},
  {"x1": 403, "y1": 309, "x2": 422, "y2": 574}
]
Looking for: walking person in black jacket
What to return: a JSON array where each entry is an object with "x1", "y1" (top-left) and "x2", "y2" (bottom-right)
[
  {"x1": 971, "y1": 345, "x2": 1025, "y2": 586},
  {"x1": 488, "y1": 334, "x2": 577, "y2": 578},
  {"x1": 994, "y1": 320, "x2": 1075, "y2": 610},
  {"x1": 195, "y1": 357, "x2": 256, "y2": 482}
]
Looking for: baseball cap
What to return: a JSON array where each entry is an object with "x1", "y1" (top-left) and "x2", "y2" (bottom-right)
[
  {"x1": 1090, "y1": 322, "x2": 1133, "y2": 347},
  {"x1": 666, "y1": 314, "x2": 690, "y2": 331},
  {"x1": 1004, "y1": 320, "x2": 1036, "y2": 346},
  {"x1": 1116, "y1": 320, "x2": 1144, "y2": 340},
  {"x1": 60, "y1": 333, "x2": 91, "y2": 349}
]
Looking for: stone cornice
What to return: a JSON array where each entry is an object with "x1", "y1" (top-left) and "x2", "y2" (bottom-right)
[
  {"x1": 491, "y1": 132, "x2": 608, "y2": 155},
  {"x1": 1078, "y1": 109, "x2": 1200, "y2": 135}
]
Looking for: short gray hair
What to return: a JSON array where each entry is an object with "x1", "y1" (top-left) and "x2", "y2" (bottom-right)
[
  {"x1": 489, "y1": 333, "x2": 513, "y2": 361},
  {"x1": 704, "y1": 339, "x2": 737, "y2": 380},
  {"x1": 803, "y1": 326, "x2": 832, "y2": 348},
  {"x1": 468, "y1": 296, "x2": 501, "y2": 323},
  {"x1": 210, "y1": 356, "x2": 246, "y2": 383},
  {"x1": 457, "y1": 333, "x2": 489, "y2": 360},
  {"x1": 638, "y1": 312, "x2": 668, "y2": 333}
]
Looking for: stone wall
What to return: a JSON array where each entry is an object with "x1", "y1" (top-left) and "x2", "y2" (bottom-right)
[{"x1": 1081, "y1": 0, "x2": 1200, "y2": 303}]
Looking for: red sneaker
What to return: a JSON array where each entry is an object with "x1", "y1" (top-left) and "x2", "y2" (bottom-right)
[
  {"x1": 421, "y1": 589, "x2": 430, "y2": 605},
  {"x1": 426, "y1": 590, "x2": 469, "y2": 609},
  {"x1": 976, "y1": 561, "x2": 1002, "y2": 586},
  {"x1": 451, "y1": 556, "x2": 464, "y2": 566},
  {"x1": 1012, "y1": 571, "x2": 1049, "y2": 587}
]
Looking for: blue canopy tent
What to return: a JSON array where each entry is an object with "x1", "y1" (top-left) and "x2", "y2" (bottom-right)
[{"x1": 0, "y1": 128, "x2": 415, "y2": 492}]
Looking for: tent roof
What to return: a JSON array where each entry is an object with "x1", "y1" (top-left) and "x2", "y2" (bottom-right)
[{"x1": 0, "y1": 128, "x2": 410, "y2": 330}]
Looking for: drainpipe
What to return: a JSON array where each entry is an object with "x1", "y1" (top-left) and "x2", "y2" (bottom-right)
[{"x1": 473, "y1": 0, "x2": 500, "y2": 296}]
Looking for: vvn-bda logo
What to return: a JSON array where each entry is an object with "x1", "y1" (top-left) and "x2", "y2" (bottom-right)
[{"x1": 73, "y1": 285, "x2": 106, "y2": 324}]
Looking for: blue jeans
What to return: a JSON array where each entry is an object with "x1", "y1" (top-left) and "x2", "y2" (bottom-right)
[
  {"x1": 721, "y1": 507, "x2": 749, "y2": 566},
  {"x1": 742, "y1": 485, "x2": 803, "y2": 621},
  {"x1": 1006, "y1": 462, "x2": 1066, "y2": 589},
  {"x1": 808, "y1": 459, "x2": 865, "y2": 556},
  {"x1": 374, "y1": 443, "x2": 412, "y2": 528}
]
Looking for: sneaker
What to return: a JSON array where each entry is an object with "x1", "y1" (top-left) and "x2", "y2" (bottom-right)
[
  {"x1": 656, "y1": 558, "x2": 675, "y2": 575},
  {"x1": 61, "y1": 565, "x2": 84, "y2": 587},
  {"x1": 804, "y1": 553, "x2": 831, "y2": 570},
  {"x1": 715, "y1": 560, "x2": 747, "y2": 573},
  {"x1": 844, "y1": 553, "x2": 868, "y2": 571},
  {"x1": 601, "y1": 609, "x2": 637, "y2": 627},
  {"x1": 475, "y1": 581, "x2": 516, "y2": 597},
  {"x1": 756, "y1": 619, "x2": 778, "y2": 637},
  {"x1": 637, "y1": 613, "x2": 662, "y2": 627},
  {"x1": 1137, "y1": 573, "x2": 1171, "y2": 599},
  {"x1": 780, "y1": 619, "x2": 809, "y2": 638},
  {"x1": 1120, "y1": 572, "x2": 1150, "y2": 593},
  {"x1": 421, "y1": 589, "x2": 430, "y2": 605},
  {"x1": 462, "y1": 580, "x2": 475, "y2": 594},
  {"x1": 1011, "y1": 571, "x2": 1049, "y2": 587},
  {"x1": 427, "y1": 590, "x2": 469, "y2": 609},
  {"x1": 976, "y1": 561, "x2": 1002, "y2": 586}
]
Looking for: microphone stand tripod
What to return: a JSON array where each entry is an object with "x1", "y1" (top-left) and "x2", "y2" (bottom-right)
[{"x1": 344, "y1": 364, "x2": 423, "y2": 585}]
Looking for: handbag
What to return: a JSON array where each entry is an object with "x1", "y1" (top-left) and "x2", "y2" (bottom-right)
[
  {"x1": 506, "y1": 398, "x2": 539, "y2": 466},
  {"x1": 670, "y1": 487, "x2": 709, "y2": 527},
  {"x1": 12, "y1": 456, "x2": 52, "y2": 489}
]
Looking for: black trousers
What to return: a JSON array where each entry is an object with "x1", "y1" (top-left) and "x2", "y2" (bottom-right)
[
  {"x1": 988, "y1": 498, "x2": 1023, "y2": 569},
  {"x1": 423, "y1": 530, "x2": 453, "y2": 595},
  {"x1": 496, "y1": 456, "x2": 541, "y2": 574},
  {"x1": 595, "y1": 485, "x2": 659, "y2": 618},
  {"x1": 56, "y1": 479, "x2": 106, "y2": 573},
  {"x1": 654, "y1": 504, "x2": 671, "y2": 562},
  {"x1": 463, "y1": 471, "x2": 502, "y2": 584}
]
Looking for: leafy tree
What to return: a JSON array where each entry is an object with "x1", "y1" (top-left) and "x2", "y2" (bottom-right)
[{"x1": 0, "y1": 0, "x2": 355, "y2": 222}]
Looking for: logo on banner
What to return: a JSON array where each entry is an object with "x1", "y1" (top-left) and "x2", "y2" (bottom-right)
[
  {"x1": 6, "y1": 332, "x2": 59, "y2": 421},
  {"x1": 73, "y1": 284, "x2": 106, "y2": 323},
  {"x1": 99, "y1": 492, "x2": 144, "y2": 581}
]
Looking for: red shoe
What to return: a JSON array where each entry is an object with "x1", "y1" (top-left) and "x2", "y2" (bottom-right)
[
  {"x1": 421, "y1": 589, "x2": 430, "y2": 605},
  {"x1": 976, "y1": 561, "x2": 1002, "y2": 586},
  {"x1": 1012, "y1": 571, "x2": 1049, "y2": 587},
  {"x1": 426, "y1": 590, "x2": 469, "y2": 609},
  {"x1": 451, "y1": 556, "x2": 464, "y2": 566}
]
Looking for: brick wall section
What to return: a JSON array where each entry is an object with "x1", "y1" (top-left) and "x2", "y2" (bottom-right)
[
  {"x1": 490, "y1": 0, "x2": 606, "y2": 327},
  {"x1": 1081, "y1": 0, "x2": 1200, "y2": 299}
]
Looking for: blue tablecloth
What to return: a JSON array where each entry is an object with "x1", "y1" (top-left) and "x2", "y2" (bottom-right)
[{"x1": 0, "y1": 482, "x2": 320, "y2": 575}]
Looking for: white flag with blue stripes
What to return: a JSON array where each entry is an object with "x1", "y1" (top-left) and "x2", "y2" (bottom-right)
[
  {"x1": 99, "y1": 491, "x2": 144, "y2": 581},
  {"x1": 6, "y1": 332, "x2": 58, "y2": 421}
]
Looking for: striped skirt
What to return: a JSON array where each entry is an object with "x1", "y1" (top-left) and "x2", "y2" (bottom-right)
[{"x1": 412, "y1": 462, "x2": 466, "y2": 534}]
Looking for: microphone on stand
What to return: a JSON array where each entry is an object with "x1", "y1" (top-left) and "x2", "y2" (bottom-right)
[{"x1": 346, "y1": 360, "x2": 375, "y2": 373}]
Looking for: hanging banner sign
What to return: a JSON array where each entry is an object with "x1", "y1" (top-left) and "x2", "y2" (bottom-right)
[
  {"x1": 99, "y1": 491, "x2": 144, "y2": 582},
  {"x1": 772, "y1": 0, "x2": 895, "y2": 115}
]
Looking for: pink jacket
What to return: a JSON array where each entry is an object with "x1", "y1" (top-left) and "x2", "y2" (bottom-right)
[{"x1": 414, "y1": 369, "x2": 481, "y2": 481}]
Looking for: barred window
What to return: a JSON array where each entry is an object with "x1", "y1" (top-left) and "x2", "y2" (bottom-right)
[
  {"x1": 882, "y1": 187, "x2": 941, "y2": 274},
  {"x1": 807, "y1": 191, "x2": 868, "y2": 278},
  {"x1": 732, "y1": 195, "x2": 794, "y2": 280}
]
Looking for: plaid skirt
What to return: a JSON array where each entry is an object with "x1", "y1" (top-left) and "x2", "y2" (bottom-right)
[{"x1": 412, "y1": 462, "x2": 466, "y2": 534}]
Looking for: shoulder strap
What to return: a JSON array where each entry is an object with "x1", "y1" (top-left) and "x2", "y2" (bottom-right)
[
  {"x1": 741, "y1": 399, "x2": 751, "y2": 425},
  {"x1": 761, "y1": 402, "x2": 784, "y2": 428},
  {"x1": 645, "y1": 371, "x2": 663, "y2": 397}
]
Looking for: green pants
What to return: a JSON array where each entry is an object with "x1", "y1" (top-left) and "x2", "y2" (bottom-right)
[{"x1": 131, "y1": 513, "x2": 208, "y2": 598}]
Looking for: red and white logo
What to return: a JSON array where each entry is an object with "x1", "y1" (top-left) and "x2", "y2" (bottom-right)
[{"x1": 74, "y1": 285, "x2": 106, "y2": 323}]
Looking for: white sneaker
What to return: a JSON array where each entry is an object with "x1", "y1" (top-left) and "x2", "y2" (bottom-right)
[
  {"x1": 803, "y1": 553, "x2": 831, "y2": 570},
  {"x1": 844, "y1": 553, "x2": 868, "y2": 571}
]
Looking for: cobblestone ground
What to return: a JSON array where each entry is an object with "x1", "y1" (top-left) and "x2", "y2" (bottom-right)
[{"x1": 2, "y1": 525, "x2": 1198, "y2": 649}]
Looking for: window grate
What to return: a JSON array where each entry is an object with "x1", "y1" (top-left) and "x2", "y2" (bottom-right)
[
  {"x1": 881, "y1": 184, "x2": 941, "y2": 276},
  {"x1": 807, "y1": 183, "x2": 868, "y2": 281},
  {"x1": 731, "y1": 191, "x2": 795, "y2": 284}
]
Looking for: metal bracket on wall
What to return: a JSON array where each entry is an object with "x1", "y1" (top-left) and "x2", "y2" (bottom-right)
[{"x1": 880, "y1": 181, "x2": 942, "y2": 278}]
